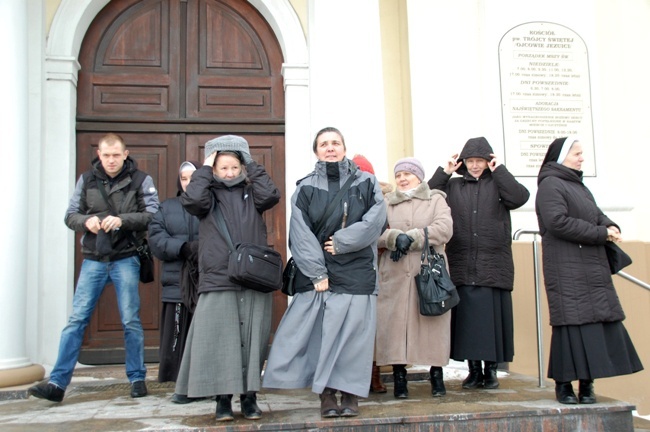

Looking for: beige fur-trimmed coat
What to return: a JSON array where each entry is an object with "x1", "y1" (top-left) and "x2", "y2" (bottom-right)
[{"x1": 375, "y1": 182, "x2": 453, "y2": 366}]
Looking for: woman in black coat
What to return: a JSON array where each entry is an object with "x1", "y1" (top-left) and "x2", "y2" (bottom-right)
[
  {"x1": 428, "y1": 137, "x2": 529, "y2": 390},
  {"x1": 536, "y1": 137, "x2": 643, "y2": 404},
  {"x1": 148, "y1": 161, "x2": 200, "y2": 395}
]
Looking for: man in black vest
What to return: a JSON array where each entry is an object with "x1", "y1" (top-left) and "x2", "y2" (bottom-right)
[{"x1": 29, "y1": 133, "x2": 159, "y2": 402}]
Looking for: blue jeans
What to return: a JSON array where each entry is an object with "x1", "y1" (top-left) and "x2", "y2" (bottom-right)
[{"x1": 49, "y1": 256, "x2": 146, "y2": 389}]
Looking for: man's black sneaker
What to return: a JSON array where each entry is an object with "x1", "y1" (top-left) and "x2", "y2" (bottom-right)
[
  {"x1": 28, "y1": 381, "x2": 65, "y2": 402},
  {"x1": 130, "y1": 380, "x2": 148, "y2": 398}
]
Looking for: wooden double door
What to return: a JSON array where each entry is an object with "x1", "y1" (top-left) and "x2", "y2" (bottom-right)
[{"x1": 75, "y1": 0, "x2": 287, "y2": 363}]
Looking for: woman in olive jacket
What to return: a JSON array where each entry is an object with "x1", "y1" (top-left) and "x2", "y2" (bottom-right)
[{"x1": 536, "y1": 137, "x2": 642, "y2": 404}]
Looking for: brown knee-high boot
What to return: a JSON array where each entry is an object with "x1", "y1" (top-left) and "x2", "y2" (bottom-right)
[{"x1": 370, "y1": 362, "x2": 387, "y2": 393}]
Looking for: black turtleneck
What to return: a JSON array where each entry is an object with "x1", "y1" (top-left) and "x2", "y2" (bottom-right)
[{"x1": 326, "y1": 162, "x2": 341, "y2": 202}]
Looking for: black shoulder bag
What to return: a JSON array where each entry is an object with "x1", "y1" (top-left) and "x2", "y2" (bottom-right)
[
  {"x1": 95, "y1": 177, "x2": 154, "y2": 283},
  {"x1": 282, "y1": 172, "x2": 357, "y2": 296},
  {"x1": 604, "y1": 241, "x2": 632, "y2": 274},
  {"x1": 213, "y1": 204, "x2": 283, "y2": 293},
  {"x1": 415, "y1": 227, "x2": 459, "y2": 316}
]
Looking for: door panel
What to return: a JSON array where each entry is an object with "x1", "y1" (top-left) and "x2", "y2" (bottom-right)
[
  {"x1": 76, "y1": 0, "x2": 286, "y2": 364},
  {"x1": 185, "y1": 0, "x2": 284, "y2": 120},
  {"x1": 78, "y1": 0, "x2": 181, "y2": 121}
]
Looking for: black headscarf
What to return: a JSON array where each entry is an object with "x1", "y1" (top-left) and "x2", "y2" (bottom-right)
[
  {"x1": 538, "y1": 137, "x2": 583, "y2": 183},
  {"x1": 540, "y1": 138, "x2": 566, "y2": 168}
]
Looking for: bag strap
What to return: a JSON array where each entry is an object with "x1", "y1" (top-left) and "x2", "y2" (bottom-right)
[
  {"x1": 95, "y1": 175, "x2": 143, "y2": 250},
  {"x1": 420, "y1": 227, "x2": 433, "y2": 264},
  {"x1": 313, "y1": 171, "x2": 357, "y2": 235},
  {"x1": 213, "y1": 203, "x2": 236, "y2": 253},
  {"x1": 287, "y1": 170, "x2": 357, "y2": 252}
]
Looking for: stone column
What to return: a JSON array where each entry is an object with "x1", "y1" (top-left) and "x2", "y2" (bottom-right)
[
  {"x1": 0, "y1": 0, "x2": 45, "y2": 388},
  {"x1": 282, "y1": 63, "x2": 311, "y2": 216}
]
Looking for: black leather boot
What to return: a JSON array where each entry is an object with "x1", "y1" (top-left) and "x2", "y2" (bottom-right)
[
  {"x1": 215, "y1": 394, "x2": 234, "y2": 421},
  {"x1": 555, "y1": 381, "x2": 578, "y2": 404},
  {"x1": 240, "y1": 392, "x2": 262, "y2": 420},
  {"x1": 430, "y1": 366, "x2": 446, "y2": 397},
  {"x1": 462, "y1": 360, "x2": 484, "y2": 389},
  {"x1": 578, "y1": 380, "x2": 596, "y2": 404},
  {"x1": 392, "y1": 364, "x2": 409, "y2": 399},
  {"x1": 483, "y1": 361, "x2": 499, "y2": 389}
]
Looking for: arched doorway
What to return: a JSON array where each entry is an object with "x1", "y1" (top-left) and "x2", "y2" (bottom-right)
[{"x1": 75, "y1": 0, "x2": 287, "y2": 363}]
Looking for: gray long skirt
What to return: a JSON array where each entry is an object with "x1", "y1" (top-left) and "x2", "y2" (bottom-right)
[
  {"x1": 263, "y1": 291, "x2": 376, "y2": 398},
  {"x1": 174, "y1": 289, "x2": 272, "y2": 398}
]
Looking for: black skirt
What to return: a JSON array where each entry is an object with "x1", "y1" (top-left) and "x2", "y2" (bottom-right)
[
  {"x1": 450, "y1": 285, "x2": 514, "y2": 363},
  {"x1": 158, "y1": 301, "x2": 193, "y2": 383},
  {"x1": 547, "y1": 321, "x2": 643, "y2": 382}
]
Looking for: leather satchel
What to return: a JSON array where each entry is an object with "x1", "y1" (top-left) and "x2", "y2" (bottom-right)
[
  {"x1": 213, "y1": 204, "x2": 283, "y2": 293},
  {"x1": 135, "y1": 239, "x2": 155, "y2": 283},
  {"x1": 415, "y1": 227, "x2": 459, "y2": 316},
  {"x1": 281, "y1": 257, "x2": 298, "y2": 296}
]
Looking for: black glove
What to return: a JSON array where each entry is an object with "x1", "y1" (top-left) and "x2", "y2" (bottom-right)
[
  {"x1": 180, "y1": 242, "x2": 193, "y2": 260},
  {"x1": 95, "y1": 229, "x2": 113, "y2": 256},
  {"x1": 390, "y1": 249, "x2": 405, "y2": 262},
  {"x1": 395, "y1": 234, "x2": 414, "y2": 254}
]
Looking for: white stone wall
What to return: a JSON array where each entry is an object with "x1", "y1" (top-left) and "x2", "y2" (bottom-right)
[{"x1": 406, "y1": 0, "x2": 650, "y2": 240}]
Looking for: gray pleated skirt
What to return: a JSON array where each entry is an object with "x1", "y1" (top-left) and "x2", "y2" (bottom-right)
[
  {"x1": 263, "y1": 291, "x2": 376, "y2": 398},
  {"x1": 174, "y1": 289, "x2": 272, "y2": 398}
]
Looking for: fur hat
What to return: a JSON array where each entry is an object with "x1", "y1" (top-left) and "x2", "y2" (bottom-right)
[
  {"x1": 204, "y1": 135, "x2": 250, "y2": 159},
  {"x1": 394, "y1": 157, "x2": 425, "y2": 182}
]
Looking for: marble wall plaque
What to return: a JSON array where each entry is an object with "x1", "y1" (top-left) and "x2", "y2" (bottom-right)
[{"x1": 499, "y1": 22, "x2": 595, "y2": 176}]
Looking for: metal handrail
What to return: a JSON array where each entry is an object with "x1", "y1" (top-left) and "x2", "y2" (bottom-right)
[
  {"x1": 617, "y1": 270, "x2": 650, "y2": 291},
  {"x1": 513, "y1": 229, "x2": 650, "y2": 388},
  {"x1": 513, "y1": 229, "x2": 545, "y2": 387}
]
